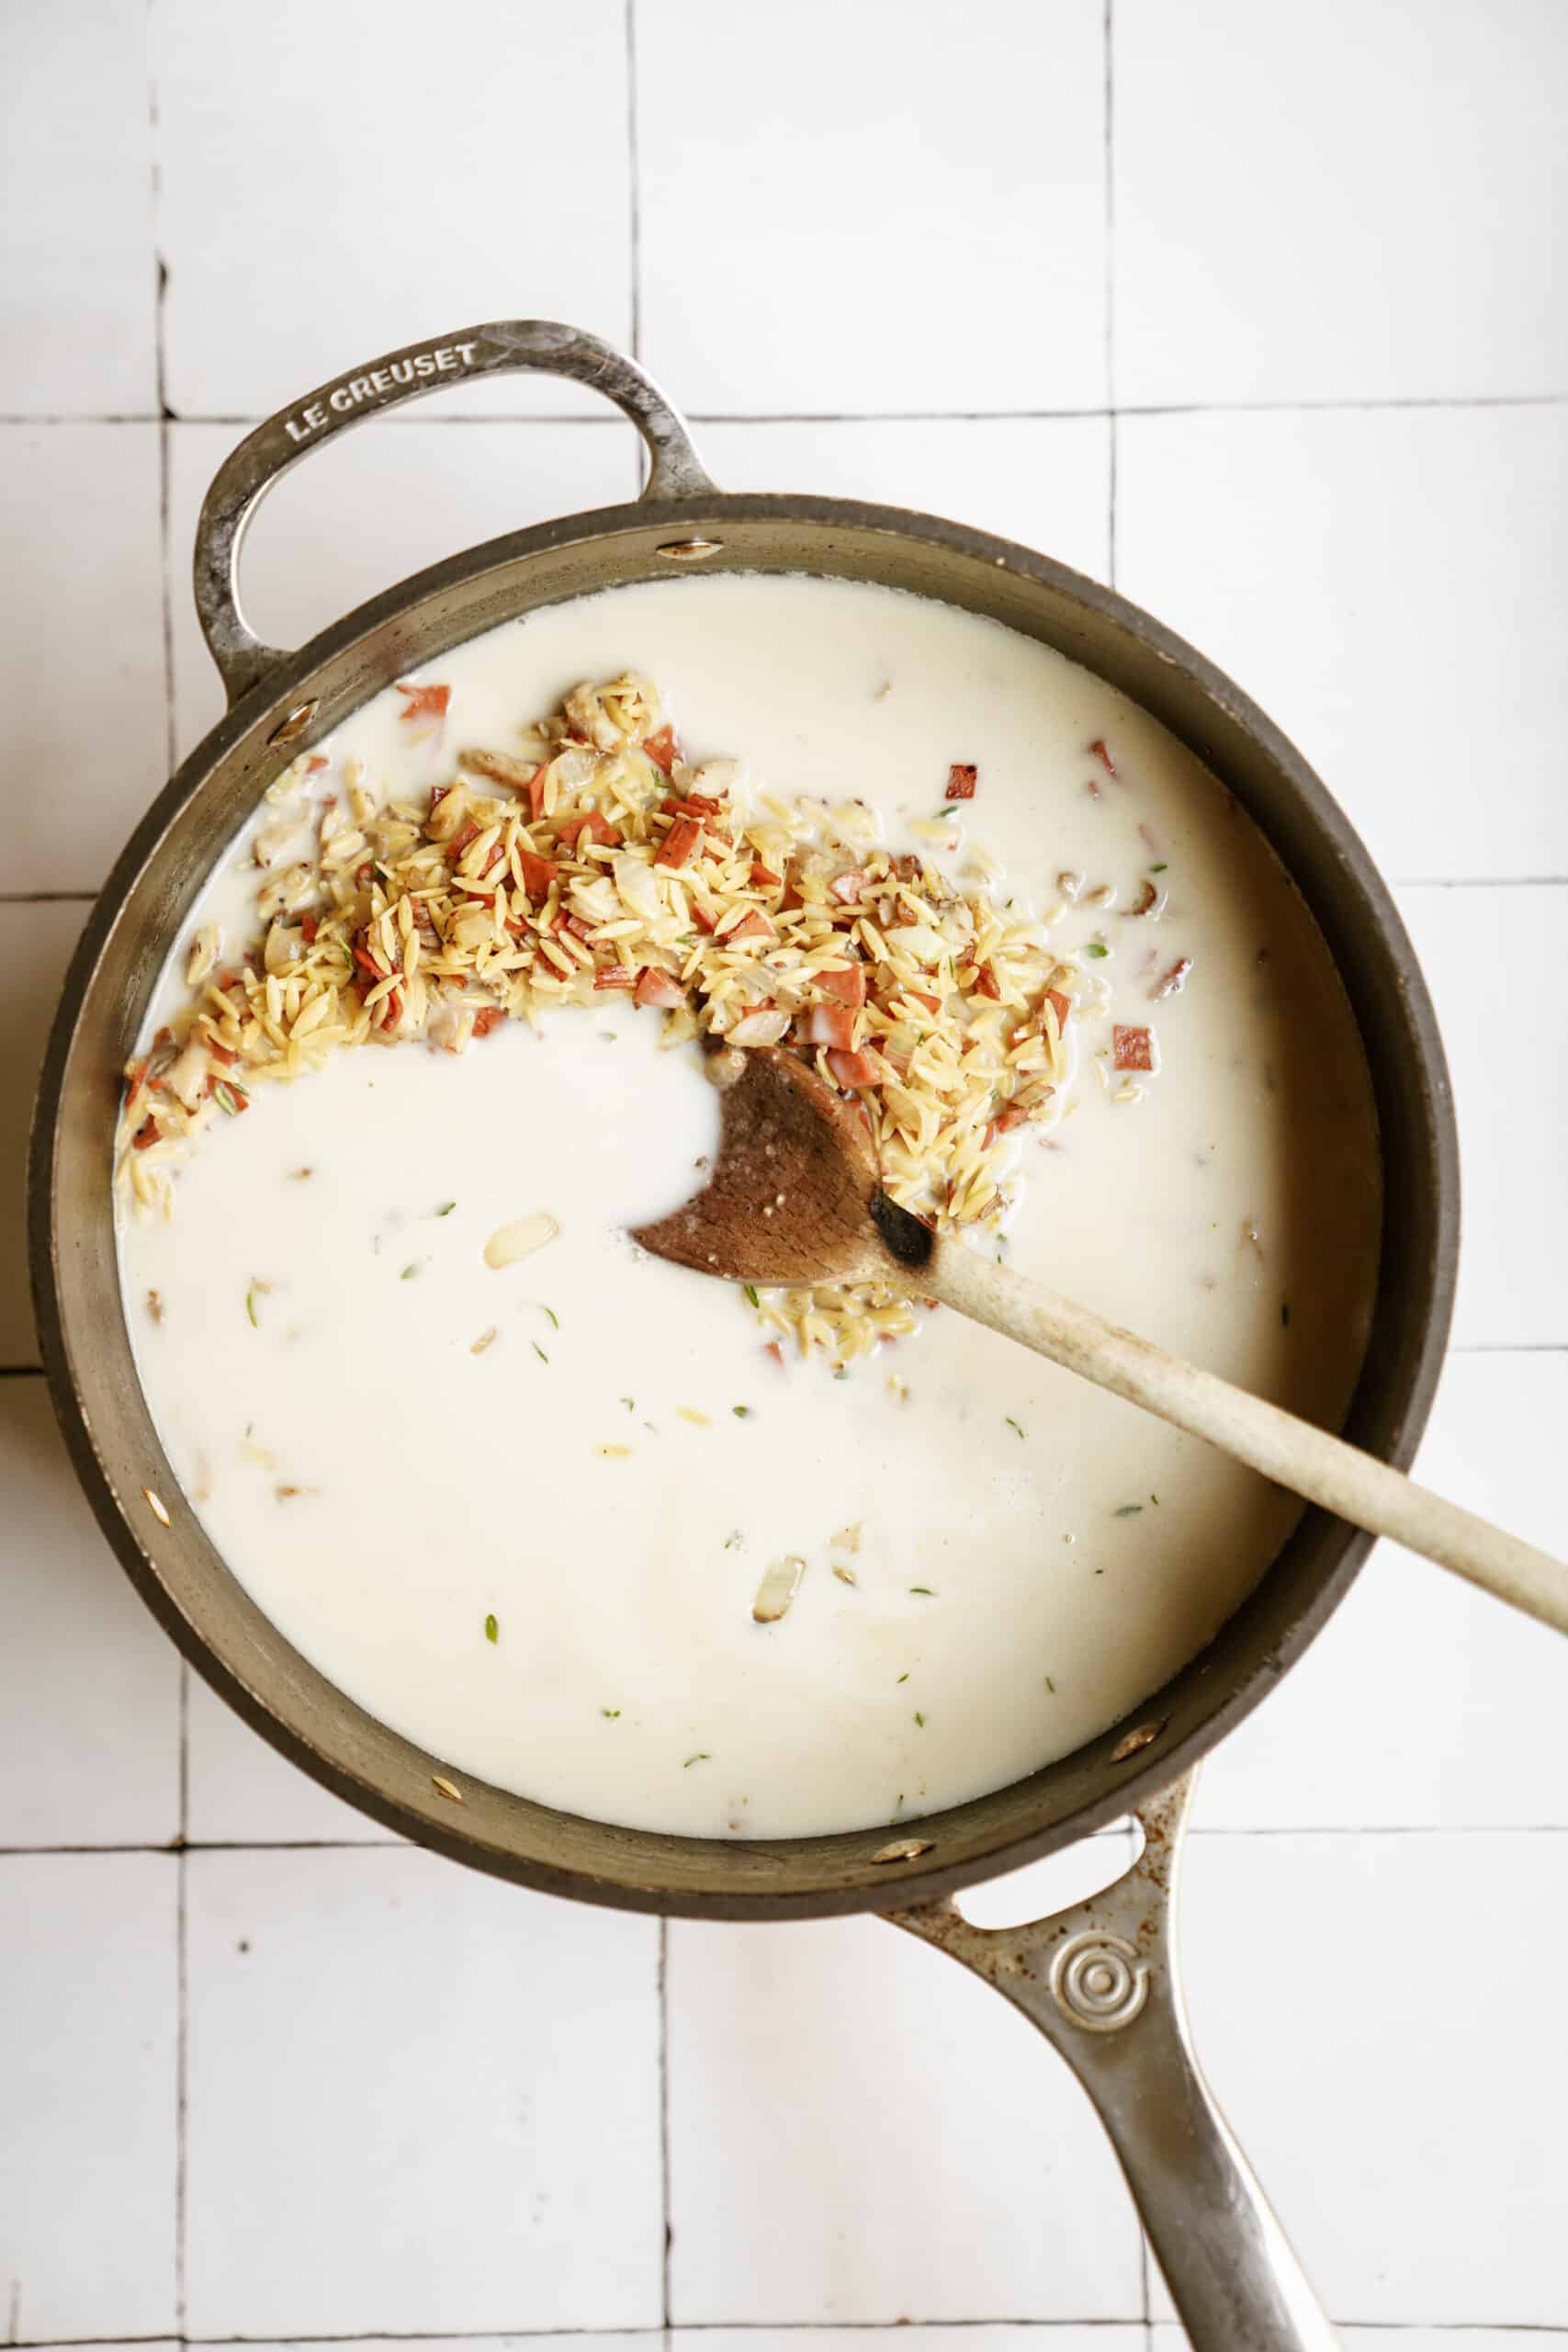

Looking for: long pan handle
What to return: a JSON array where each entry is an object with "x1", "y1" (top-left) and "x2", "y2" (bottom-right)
[{"x1": 891, "y1": 1773, "x2": 1338, "y2": 2350}]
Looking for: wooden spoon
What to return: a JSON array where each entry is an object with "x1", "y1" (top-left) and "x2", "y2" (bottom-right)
[{"x1": 635, "y1": 1045, "x2": 1568, "y2": 1637}]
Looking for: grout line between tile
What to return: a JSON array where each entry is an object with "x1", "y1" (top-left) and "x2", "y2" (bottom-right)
[
  {"x1": 0, "y1": 890, "x2": 98, "y2": 906},
  {"x1": 5, "y1": 390, "x2": 1567, "y2": 431},
  {"x1": 626, "y1": 0, "x2": 643, "y2": 365},
  {"x1": 658, "y1": 1913, "x2": 672, "y2": 2325},
  {"x1": 1102, "y1": 0, "x2": 1115, "y2": 418}
]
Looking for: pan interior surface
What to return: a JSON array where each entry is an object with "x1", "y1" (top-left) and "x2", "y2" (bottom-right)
[{"x1": 34, "y1": 500, "x2": 1457, "y2": 1917}]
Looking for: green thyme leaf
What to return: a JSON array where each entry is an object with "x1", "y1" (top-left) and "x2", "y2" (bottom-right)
[
  {"x1": 484, "y1": 1613, "x2": 498, "y2": 1644},
  {"x1": 435, "y1": 1201, "x2": 457, "y2": 1216},
  {"x1": 897, "y1": 1671, "x2": 909, "y2": 1684},
  {"x1": 684, "y1": 1751, "x2": 711, "y2": 1768},
  {"x1": 1086, "y1": 942, "x2": 1110, "y2": 959},
  {"x1": 602, "y1": 1707, "x2": 621, "y2": 1719},
  {"x1": 909, "y1": 1585, "x2": 935, "y2": 1597},
  {"x1": 1114, "y1": 1503, "x2": 1144, "y2": 1517},
  {"x1": 214, "y1": 1080, "x2": 244, "y2": 1117},
  {"x1": 1005, "y1": 1416, "x2": 1025, "y2": 1439},
  {"x1": 1044, "y1": 1674, "x2": 1056, "y2": 1693},
  {"x1": 724, "y1": 1530, "x2": 743, "y2": 1550},
  {"x1": 743, "y1": 1283, "x2": 761, "y2": 1309},
  {"x1": 914, "y1": 1712, "x2": 926, "y2": 1728},
  {"x1": 245, "y1": 1286, "x2": 259, "y2": 1329},
  {"x1": 1151, "y1": 862, "x2": 1168, "y2": 873},
  {"x1": 400, "y1": 1262, "x2": 419, "y2": 1281},
  {"x1": 543, "y1": 1306, "x2": 559, "y2": 1329},
  {"x1": 531, "y1": 1340, "x2": 549, "y2": 1364},
  {"x1": 732, "y1": 1404, "x2": 751, "y2": 1419}
]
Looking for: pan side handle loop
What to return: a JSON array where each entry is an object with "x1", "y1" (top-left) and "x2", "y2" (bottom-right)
[
  {"x1": 891, "y1": 1772, "x2": 1339, "y2": 2352},
  {"x1": 193, "y1": 320, "x2": 716, "y2": 707}
]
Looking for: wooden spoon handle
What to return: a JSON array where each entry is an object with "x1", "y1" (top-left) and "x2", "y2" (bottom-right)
[{"x1": 926, "y1": 1238, "x2": 1568, "y2": 1638}]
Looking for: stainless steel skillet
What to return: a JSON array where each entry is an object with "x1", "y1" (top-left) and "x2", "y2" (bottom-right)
[{"x1": 29, "y1": 320, "x2": 1459, "y2": 2349}]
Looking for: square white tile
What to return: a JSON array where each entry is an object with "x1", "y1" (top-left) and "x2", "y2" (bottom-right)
[
  {"x1": 0, "y1": 898, "x2": 86, "y2": 1366},
  {"x1": 0, "y1": 3, "x2": 157, "y2": 415},
  {"x1": 638, "y1": 0, "x2": 1108, "y2": 416},
  {"x1": 168, "y1": 417, "x2": 642, "y2": 754},
  {"x1": 0, "y1": 1854, "x2": 176, "y2": 2337},
  {"x1": 185, "y1": 1670, "x2": 395, "y2": 1847},
  {"x1": 1155, "y1": 1831, "x2": 1568, "y2": 2325},
  {"x1": 152, "y1": 0, "x2": 632, "y2": 421},
  {"x1": 184, "y1": 1848, "x2": 662, "y2": 2335},
  {"x1": 1114, "y1": 0, "x2": 1568, "y2": 404},
  {"x1": 0, "y1": 1378, "x2": 181, "y2": 1849},
  {"x1": 0, "y1": 424, "x2": 167, "y2": 890},
  {"x1": 1115, "y1": 405, "x2": 1568, "y2": 885},
  {"x1": 1397, "y1": 884, "x2": 1568, "y2": 1349},
  {"x1": 667, "y1": 1849, "x2": 1145, "y2": 2322},
  {"x1": 692, "y1": 416, "x2": 1111, "y2": 582},
  {"x1": 1196, "y1": 1351, "x2": 1568, "y2": 1831}
]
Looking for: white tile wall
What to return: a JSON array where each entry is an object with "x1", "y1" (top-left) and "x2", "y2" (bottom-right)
[
  {"x1": 183, "y1": 1849, "x2": 662, "y2": 2335},
  {"x1": 0, "y1": 3, "x2": 157, "y2": 415},
  {"x1": 6, "y1": 0, "x2": 1568, "y2": 2342},
  {"x1": 638, "y1": 0, "x2": 1108, "y2": 415},
  {"x1": 1115, "y1": 405, "x2": 1568, "y2": 886},
  {"x1": 1113, "y1": 0, "x2": 1568, "y2": 406},
  {"x1": 0, "y1": 424, "x2": 166, "y2": 891},
  {"x1": 0, "y1": 1855, "x2": 177, "y2": 2338},
  {"x1": 0, "y1": 1379, "x2": 181, "y2": 1849},
  {"x1": 151, "y1": 0, "x2": 634, "y2": 420}
]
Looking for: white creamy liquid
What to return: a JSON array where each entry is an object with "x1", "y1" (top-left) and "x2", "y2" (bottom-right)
[{"x1": 120, "y1": 575, "x2": 1381, "y2": 1838}]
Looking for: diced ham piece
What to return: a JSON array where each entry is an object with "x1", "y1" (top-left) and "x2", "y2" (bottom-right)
[
  {"x1": 634, "y1": 966, "x2": 686, "y2": 1009},
  {"x1": 593, "y1": 967, "x2": 637, "y2": 991},
  {"x1": 656, "y1": 817, "x2": 703, "y2": 870},
  {"x1": 124, "y1": 1057, "x2": 148, "y2": 1111},
  {"x1": 690, "y1": 897, "x2": 717, "y2": 933},
  {"x1": 643, "y1": 724, "x2": 680, "y2": 776},
  {"x1": 829, "y1": 869, "x2": 867, "y2": 905},
  {"x1": 1089, "y1": 737, "x2": 1116, "y2": 777},
  {"x1": 394, "y1": 682, "x2": 450, "y2": 723},
  {"x1": 516, "y1": 847, "x2": 558, "y2": 899},
  {"x1": 827, "y1": 1046, "x2": 881, "y2": 1090},
  {"x1": 750, "y1": 861, "x2": 782, "y2": 889},
  {"x1": 908, "y1": 989, "x2": 942, "y2": 1014},
  {"x1": 1113, "y1": 1023, "x2": 1156, "y2": 1072},
  {"x1": 802, "y1": 1001, "x2": 857, "y2": 1049},
  {"x1": 986, "y1": 1104, "x2": 1031, "y2": 1145},
  {"x1": 557, "y1": 808, "x2": 623, "y2": 851},
  {"x1": 131, "y1": 1116, "x2": 161, "y2": 1149},
  {"x1": 945, "y1": 763, "x2": 977, "y2": 800},
  {"x1": 660, "y1": 792, "x2": 724, "y2": 819},
  {"x1": 526, "y1": 761, "x2": 551, "y2": 820},
  {"x1": 974, "y1": 963, "x2": 1001, "y2": 1001},
  {"x1": 471, "y1": 1006, "x2": 507, "y2": 1037},
  {"x1": 815, "y1": 963, "x2": 866, "y2": 1007},
  {"x1": 724, "y1": 909, "x2": 774, "y2": 945},
  {"x1": 299, "y1": 913, "x2": 319, "y2": 944},
  {"x1": 1045, "y1": 988, "x2": 1071, "y2": 1032}
]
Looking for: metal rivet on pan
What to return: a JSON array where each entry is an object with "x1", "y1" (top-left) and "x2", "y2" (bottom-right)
[
  {"x1": 1111, "y1": 1720, "x2": 1165, "y2": 1763},
  {"x1": 267, "y1": 699, "x2": 320, "y2": 744},
  {"x1": 656, "y1": 537, "x2": 724, "y2": 562},
  {"x1": 871, "y1": 1837, "x2": 934, "y2": 1863}
]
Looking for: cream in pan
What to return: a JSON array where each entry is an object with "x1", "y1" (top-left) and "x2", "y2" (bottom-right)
[{"x1": 118, "y1": 574, "x2": 1381, "y2": 1838}]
